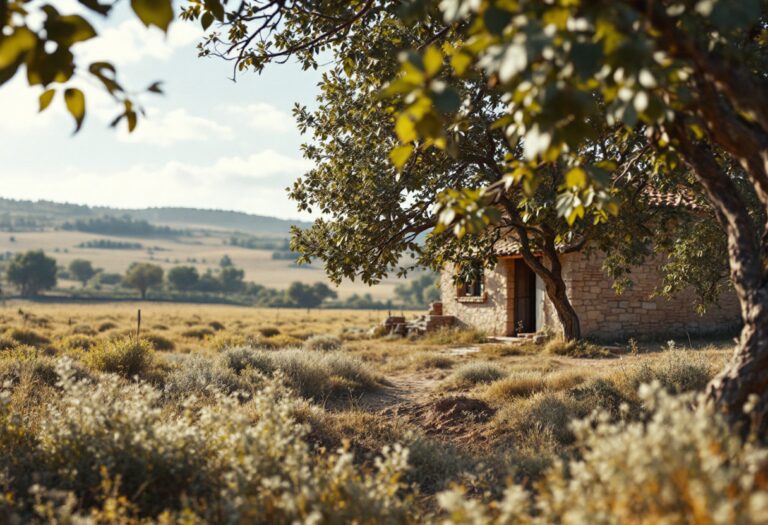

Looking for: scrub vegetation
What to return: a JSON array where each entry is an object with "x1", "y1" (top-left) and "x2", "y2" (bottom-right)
[{"x1": 0, "y1": 301, "x2": 763, "y2": 523}]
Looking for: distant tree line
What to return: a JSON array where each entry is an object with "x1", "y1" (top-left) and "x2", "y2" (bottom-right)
[
  {"x1": 78, "y1": 239, "x2": 143, "y2": 250},
  {"x1": 0, "y1": 250, "x2": 408, "y2": 309},
  {"x1": 394, "y1": 273, "x2": 440, "y2": 308},
  {"x1": 229, "y1": 236, "x2": 289, "y2": 251},
  {"x1": 62, "y1": 216, "x2": 183, "y2": 237}
]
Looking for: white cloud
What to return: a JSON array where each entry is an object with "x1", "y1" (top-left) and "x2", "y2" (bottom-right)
[
  {"x1": 224, "y1": 103, "x2": 296, "y2": 133},
  {"x1": 116, "y1": 108, "x2": 233, "y2": 146},
  {"x1": 0, "y1": 78, "x2": 56, "y2": 131},
  {"x1": 76, "y1": 18, "x2": 201, "y2": 66},
  {"x1": 2, "y1": 151, "x2": 314, "y2": 219}
]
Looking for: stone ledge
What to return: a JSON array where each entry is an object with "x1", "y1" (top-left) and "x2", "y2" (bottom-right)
[{"x1": 457, "y1": 293, "x2": 488, "y2": 304}]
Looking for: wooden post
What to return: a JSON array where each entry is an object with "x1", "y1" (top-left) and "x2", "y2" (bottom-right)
[{"x1": 136, "y1": 309, "x2": 141, "y2": 342}]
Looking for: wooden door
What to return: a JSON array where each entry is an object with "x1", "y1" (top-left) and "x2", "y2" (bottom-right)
[{"x1": 514, "y1": 259, "x2": 536, "y2": 334}]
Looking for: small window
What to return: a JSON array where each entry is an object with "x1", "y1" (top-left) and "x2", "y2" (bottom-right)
[{"x1": 457, "y1": 262, "x2": 484, "y2": 298}]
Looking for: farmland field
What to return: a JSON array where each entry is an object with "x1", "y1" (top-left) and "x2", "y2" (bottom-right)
[
  {"x1": 1, "y1": 300, "x2": 761, "y2": 523},
  {"x1": 0, "y1": 230, "x2": 404, "y2": 300}
]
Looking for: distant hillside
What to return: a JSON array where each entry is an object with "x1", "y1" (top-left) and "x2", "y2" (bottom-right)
[
  {"x1": 116, "y1": 207, "x2": 308, "y2": 235},
  {"x1": 0, "y1": 198, "x2": 310, "y2": 236}
]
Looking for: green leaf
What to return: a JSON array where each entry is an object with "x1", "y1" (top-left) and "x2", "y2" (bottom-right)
[
  {"x1": 126, "y1": 110, "x2": 137, "y2": 132},
  {"x1": 46, "y1": 15, "x2": 97, "y2": 46},
  {"x1": 390, "y1": 144, "x2": 414, "y2": 171},
  {"x1": 39, "y1": 89, "x2": 55, "y2": 112},
  {"x1": 431, "y1": 87, "x2": 461, "y2": 114},
  {"x1": 565, "y1": 167, "x2": 587, "y2": 189},
  {"x1": 395, "y1": 114, "x2": 417, "y2": 142},
  {"x1": 78, "y1": 0, "x2": 112, "y2": 16},
  {"x1": 131, "y1": 0, "x2": 173, "y2": 31},
  {"x1": 201, "y1": 11, "x2": 215, "y2": 30},
  {"x1": 483, "y1": 6, "x2": 512, "y2": 36},
  {"x1": 450, "y1": 52, "x2": 472, "y2": 76},
  {"x1": 64, "y1": 88, "x2": 85, "y2": 133},
  {"x1": 204, "y1": 0, "x2": 225, "y2": 21},
  {"x1": 423, "y1": 46, "x2": 442, "y2": 77},
  {"x1": 146, "y1": 81, "x2": 163, "y2": 94},
  {"x1": 0, "y1": 27, "x2": 35, "y2": 69}
]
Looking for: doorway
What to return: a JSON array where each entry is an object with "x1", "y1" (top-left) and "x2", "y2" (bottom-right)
[{"x1": 513, "y1": 259, "x2": 537, "y2": 334}]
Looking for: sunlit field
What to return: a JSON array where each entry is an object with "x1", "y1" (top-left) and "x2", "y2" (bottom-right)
[{"x1": 2, "y1": 300, "x2": 763, "y2": 523}]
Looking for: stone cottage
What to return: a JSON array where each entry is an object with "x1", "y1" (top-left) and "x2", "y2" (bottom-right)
[{"x1": 440, "y1": 238, "x2": 741, "y2": 340}]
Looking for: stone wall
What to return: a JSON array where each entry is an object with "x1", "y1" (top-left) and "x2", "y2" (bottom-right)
[
  {"x1": 441, "y1": 251, "x2": 741, "y2": 340},
  {"x1": 560, "y1": 251, "x2": 741, "y2": 340},
  {"x1": 441, "y1": 260, "x2": 513, "y2": 336}
]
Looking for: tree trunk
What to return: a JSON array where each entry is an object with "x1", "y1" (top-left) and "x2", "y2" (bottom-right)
[
  {"x1": 706, "y1": 284, "x2": 768, "y2": 433},
  {"x1": 514, "y1": 225, "x2": 582, "y2": 341},
  {"x1": 541, "y1": 272, "x2": 582, "y2": 341},
  {"x1": 671, "y1": 122, "x2": 768, "y2": 434}
]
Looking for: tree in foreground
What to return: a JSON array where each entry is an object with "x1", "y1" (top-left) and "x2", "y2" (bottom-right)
[
  {"x1": 188, "y1": 1, "x2": 724, "y2": 343},
  {"x1": 123, "y1": 263, "x2": 163, "y2": 300},
  {"x1": 188, "y1": 0, "x2": 768, "y2": 431},
  {"x1": 68, "y1": 259, "x2": 97, "y2": 287},
  {"x1": 6, "y1": 250, "x2": 57, "y2": 297}
]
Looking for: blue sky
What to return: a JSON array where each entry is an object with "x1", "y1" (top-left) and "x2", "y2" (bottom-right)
[{"x1": 1, "y1": 1, "x2": 322, "y2": 220}]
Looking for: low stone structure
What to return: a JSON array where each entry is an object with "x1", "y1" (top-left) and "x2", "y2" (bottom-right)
[
  {"x1": 379, "y1": 303, "x2": 456, "y2": 336},
  {"x1": 441, "y1": 248, "x2": 740, "y2": 341}
]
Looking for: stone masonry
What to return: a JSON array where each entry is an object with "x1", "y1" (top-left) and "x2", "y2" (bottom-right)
[{"x1": 441, "y1": 250, "x2": 741, "y2": 340}]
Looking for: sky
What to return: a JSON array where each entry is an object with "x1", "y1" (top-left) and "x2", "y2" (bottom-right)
[{"x1": 0, "y1": 1, "x2": 322, "y2": 220}]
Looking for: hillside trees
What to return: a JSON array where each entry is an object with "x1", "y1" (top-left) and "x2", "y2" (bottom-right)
[
  {"x1": 395, "y1": 273, "x2": 441, "y2": 308},
  {"x1": 6, "y1": 249, "x2": 57, "y2": 296},
  {"x1": 0, "y1": 0, "x2": 175, "y2": 132},
  {"x1": 123, "y1": 262, "x2": 163, "y2": 299},
  {"x1": 285, "y1": 282, "x2": 337, "y2": 309},
  {"x1": 167, "y1": 265, "x2": 199, "y2": 292},
  {"x1": 68, "y1": 258, "x2": 97, "y2": 287}
]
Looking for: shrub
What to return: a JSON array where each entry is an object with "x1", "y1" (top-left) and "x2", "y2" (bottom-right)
[
  {"x1": 97, "y1": 321, "x2": 118, "y2": 332},
  {"x1": 164, "y1": 354, "x2": 258, "y2": 399},
  {"x1": 208, "y1": 332, "x2": 247, "y2": 352},
  {"x1": 0, "y1": 347, "x2": 60, "y2": 387},
  {"x1": 412, "y1": 352, "x2": 455, "y2": 370},
  {"x1": 623, "y1": 351, "x2": 713, "y2": 395},
  {"x1": 491, "y1": 392, "x2": 585, "y2": 450},
  {"x1": 568, "y1": 378, "x2": 636, "y2": 419},
  {"x1": 258, "y1": 326, "x2": 281, "y2": 337},
  {"x1": 485, "y1": 372, "x2": 546, "y2": 401},
  {"x1": 0, "y1": 335, "x2": 18, "y2": 351},
  {"x1": 0, "y1": 360, "x2": 410, "y2": 521},
  {"x1": 83, "y1": 338, "x2": 154, "y2": 378},
  {"x1": 448, "y1": 362, "x2": 506, "y2": 388},
  {"x1": 254, "y1": 334, "x2": 302, "y2": 349},
  {"x1": 70, "y1": 324, "x2": 96, "y2": 336},
  {"x1": 221, "y1": 347, "x2": 379, "y2": 399},
  {"x1": 421, "y1": 327, "x2": 487, "y2": 346},
  {"x1": 4, "y1": 328, "x2": 50, "y2": 347},
  {"x1": 59, "y1": 334, "x2": 97, "y2": 352},
  {"x1": 143, "y1": 333, "x2": 175, "y2": 351},
  {"x1": 221, "y1": 346, "x2": 275, "y2": 375},
  {"x1": 181, "y1": 327, "x2": 215, "y2": 340},
  {"x1": 441, "y1": 385, "x2": 768, "y2": 524},
  {"x1": 303, "y1": 335, "x2": 343, "y2": 351},
  {"x1": 208, "y1": 321, "x2": 225, "y2": 331},
  {"x1": 543, "y1": 338, "x2": 613, "y2": 358}
]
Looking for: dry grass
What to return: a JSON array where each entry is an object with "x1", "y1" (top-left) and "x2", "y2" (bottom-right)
[
  {"x1": 484, "y1": 369, "x2": 587, "y2": 402},
  {"x1": 0, "y1": 300, "x2": 743, "y2": 522}
]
